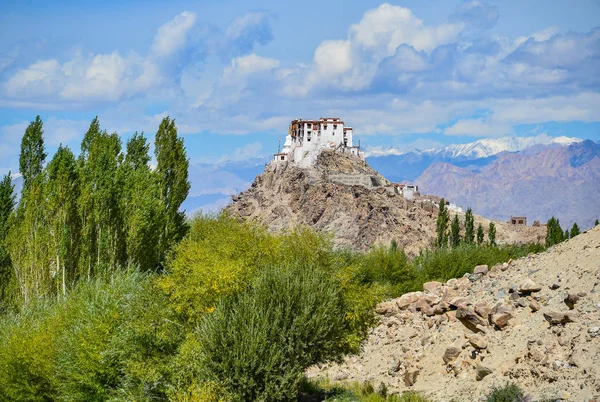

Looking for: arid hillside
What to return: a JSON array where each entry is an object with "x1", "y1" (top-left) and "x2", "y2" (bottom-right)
[
  {"x1": 308, "y1": 225, "x2": 600, "y2": 401},
  {"x1": 227, "y1": 150, "x2": 545, "y2": 255}
]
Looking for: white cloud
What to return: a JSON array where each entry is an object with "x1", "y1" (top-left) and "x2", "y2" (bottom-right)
[
  {"x1": 151, "y1": 11, "x2": 197, "y2": 58},
  {"x1": 445, "y1": 118, "x2": 512, "y2": 137},
  {"x1": 222, "y1": 53, "x2": 279, "y2": 82}
]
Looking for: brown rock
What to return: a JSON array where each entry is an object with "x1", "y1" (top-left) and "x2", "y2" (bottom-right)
[
  {"x1": 529, "y1": 299, "x2": 542, "y2": 312},
  {"x1": 564, "y1": 292, "x2": 583, "y2": 309},
  {"x1": 415, "y1": 298, "x2": 434, "y2": 316},
  {"x1": 519, "y1": 278, "x2": 542, "y2": 293},
  {"x1": 456, "y1": 306, "x2": 487, "y2": 332},
  {"x1": 446, "y1": 310, "x2": 457, "y2": 322},
  {"x1": 544, "y1": 311, "x2": 577, "y2": 325},
  {"x1": 433, "y1": 301, "x2": 450, "y2": 315},
  {"x1": 397, "y1": 292, "x2": 423, "y2": 309},
  {"x1": 404, "y1": 367, "x2": 420, "y2": 386},
  {"x1": 376, "y1": 301, "x2": 399, "y2": 316},
  {"x1": 443, "y1": 346, "x2": 461, "y2": 364},
  {"x1": 476, "y1": 365, "x2": 493, "y2": 381},
  {"x1": 474, "y1": 302, "x2": 491, "y2": 318},
  {"x1": 490, "y1": 303, "x2": 514, "y2": 329},
  {"x1": 423, "y1": 281, "x2": 443, "y2": 294},
  {"x1": 473, "y1": 264, "x2": 489, "y2": 275},
  {"x1": 468, "y1": 334, "x2": 488, "y2": 349}
]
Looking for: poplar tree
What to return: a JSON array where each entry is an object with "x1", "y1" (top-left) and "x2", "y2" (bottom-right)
[
  {"x1": 155, "y1": 117, "x2": 190, "y2": 263},
  {"x1": 435, "y1": 198, "x2": 450, "y2": 248},
  {"x1": 47, "y1": 146, "x2": 80, "y2": 295},
  {"x1": 19, "y1": 116, "x2": 47, "y2": 192},
  {"x1": 564, "y1": 229, "x2": 570, "y2": 240},
  {"x1": 0, "y1": 172, "x2": 16, "y2": 310},
  {"x1": 488, "y1": 222, "x2": 496, "y2": 246},
  {"x1": 477, "y1": 223, "x2": 484, "y2": 245},
  {"x1": 9, "y1": 117, "x2": 52, "y2": 306},
  {"x1": 450, "y1": 214, "x2": 461, "y2": 248},
  {"x1": 570, "y1": 222, "x2": 580, "y2": 238},
  {"x1": 595, "y1": 219, "x2": 599, "y2": 226},
  {"x1": 545, "y1": 216, "x2": 564, "y2": 247},
  {"x1": 78, "y1": 118, "x2": 102, "y2": 278},
  {"x1": 121, "y1": 132, "x2": 162, "y2": 270},
  {"x1": 464, "y1": 208, "x2": 475, "y2": 245}
]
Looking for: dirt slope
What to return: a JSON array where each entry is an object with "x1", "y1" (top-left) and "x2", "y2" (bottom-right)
[
  {"x1": 307, "y1": 226, "x2": 600, "y2": 401},
  {"x1": 227, "y1": 151, "x2": 545, "y2": 255}
]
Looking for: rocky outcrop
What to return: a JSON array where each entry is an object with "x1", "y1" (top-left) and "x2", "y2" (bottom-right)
[
  {"x1": 306, "y1": 226, "x2": 600, "y2": 401},
  {"x1": 227, "y1": 150, "x2": 546, "y2": 254}
]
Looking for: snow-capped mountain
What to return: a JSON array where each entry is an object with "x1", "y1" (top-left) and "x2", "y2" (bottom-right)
[{"x1": 365, "y1": 134, "x2": 582, "y2": 159}]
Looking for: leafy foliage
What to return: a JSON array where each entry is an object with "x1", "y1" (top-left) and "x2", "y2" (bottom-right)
[
  {"x1": 464, "y1": 207, "x2": 475, "y2": 245},
  {"x1": 485, "y1": 382, "x2": 530, "y2": 402},
  {"x1": 488, "y1": 222, "x2": 496, "y2": 246},
  {"x1": 435, "y1": 198, "x2": 450, "y2": 248},
  {"x1": 545, "y1": 216, "x2": 564, "y2": 247},
  {"x1": 570, "y1": 222, "x2": 580, "y2": 238},
  {"x1": 477, "y1": 223, "x2": 484, "y2": 245},
  {"x1": 450, "y1": 214, "x2": 461, "y2": 248},
  {"x1": 196, "y1": 263, "x2": 348, "y2": 401}
]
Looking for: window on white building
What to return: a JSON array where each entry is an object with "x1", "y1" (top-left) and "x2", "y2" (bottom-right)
[{"x1": 333, "y1": 124, "x2": 337, "y2": 129}]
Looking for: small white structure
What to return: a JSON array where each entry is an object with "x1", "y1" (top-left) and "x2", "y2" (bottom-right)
[
  {"x1": 273, "y1": 117, "x2": 362, "y2": 165},
  {"x1": 403, "y1": 185, "x2": 419, "y2": 200}
]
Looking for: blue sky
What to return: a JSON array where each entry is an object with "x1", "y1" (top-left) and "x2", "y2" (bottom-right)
[{"x1": 1, "y1": 0, "x2": 599, "y2": 174}]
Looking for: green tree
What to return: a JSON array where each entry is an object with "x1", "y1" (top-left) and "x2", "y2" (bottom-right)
[
  {"x1": 570, "y1": 222, "x2": 580, "y2": 238},
  {"x1": 595, "y1": 219, "x2": 599, "y2": 226},
  {"x1": 564, "y1": 229, "x2": 570, "y2": 240},
  {"x1": 450, "y1": 214, "x2": 461, "y2": 248},
  {"x1": 121, "y1": 133, "x2": 163, "y2": 270},
  {"x1": 545, "y1": 216, "x2": 564, "y2": 247},
  {"x1": 477, "y1": 223, "x2": 484, "y2": 245},
  {"x1": 155, "y1": 117, "x2": 190, "y2": 263},
  {"x1": 19, "y1": 116, "x2": 47, "y2": 192},
  {"x1": 464, "y1": 207, "x2": 475, "y2": 245},
  {"x1": 488, "y1": 222, "x2": 496, "y2": 246},
  {"x1": 435, "y1": 198, "x2": 450, "y2": 248},
  {"x1": 78, "y1": 118, "x2": 102, "y2": 279},
  {"x1": 0, "y1": 173, "x2": 16, "y2": 310},
  {"x1": 47, "y1": 146, "x2": 80, "y2": 295}
]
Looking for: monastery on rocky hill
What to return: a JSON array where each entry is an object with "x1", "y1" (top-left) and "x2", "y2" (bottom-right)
[{"x1": 273, "y1": 117, "x2": 362, "y2": 164}]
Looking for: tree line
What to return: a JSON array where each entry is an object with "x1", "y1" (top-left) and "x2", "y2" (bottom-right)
[
  {"x1": 435, "y1": 199, "x2": 496, "y2": 248},
  {"x1": 0, "y1": 116, "x2": 190, "y2": 311}
]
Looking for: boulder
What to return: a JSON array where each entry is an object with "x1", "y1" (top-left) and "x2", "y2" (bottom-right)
[
  {"x1": 473, "y1": 265, "x2": 489, "y2": 275},
  {"x1": 564, "y1": 292, "x2": 584, "y2": 310},
  {"x1": 443, "y1": 346, "x2": 461, "y2": 364},
  {"x1": 376, "y1": 300, "x2": 399, "y2": 316},
  {"x1": 489, "y1": 303, "x2": 514, "y2": 330},
  {"x1": 415, "y1": 298, "x2": 435, "y2": 316},
  {"x1": 475, "y1": 365, "x2": 493, "y2": 381},
  {"x1": 397, "y1": 292, "x2": 423, "y2": 309},
  {"x1": 468, "y1": 334, "x2": 488, "y2": 349},
  {"x1": 456, "y1": 306, "x2": 487, "y2": 332},
  {"x1": 544, "y1": 311, "x2": 577, "y2": 325},
  {"x1": 474, "y1": 302, "x2": 491, "y2": 318},
  {"x1": 529, "y1": 299, "x2": 542, "y2": 312},
  {"x1": 423, "y1": 281, "x2": 443, "y2": 294},
  {"x1": 519, "y1": 278, "x2": 542, "y2": 293}
]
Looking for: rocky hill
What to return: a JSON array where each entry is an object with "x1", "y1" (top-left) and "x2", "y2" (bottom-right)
[
  {"x1": 415, "y1": 140, "x2": 600, "y2": 229},
  {"x1": 307, "y1": 225, "x2": 600, "y2": 401},
  {"x1": 227, "y1": 150, "x2": 544, "y2": 255}
]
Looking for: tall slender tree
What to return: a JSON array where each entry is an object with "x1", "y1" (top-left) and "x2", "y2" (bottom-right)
[
  {"x1": 47, "y1": 146, "x2": 80, "y2": 295},
  {"x1": 155, "y1": 117, "x2": 190, "y2": 263},
  {"x1": 477, "y1": 223, "x2": 484, "y2": 245},
  {"x1": 570, "y1": 222, "x2": 580, "y2": 238},
  {"x1": 121, "y1": 132, "x2": 162, "y2": 270},
  {"x1": 0, "y1": 172, "x2": 16, "y2": 310},
  {"x1": 545, "y1": 216, "x2": 564, "y2": 247},
  {"x1": 595, "y1": 219, "x2": 599, "y2": 226},
  {"x1": 19, "y1": 116, "x2": 47, "y2": 192},
  {"x1": 450, "y1": 214, "x2": 461, "y2": 248},
  {"x1": 488, "y1": 222, "x2": 496, "y2": 246},
  {"x1": 435, "y1": 198, "x2": 450, "y2": 248},
  {"x1": 464, "y1": 208, "x2": 475, "y2": 245}
]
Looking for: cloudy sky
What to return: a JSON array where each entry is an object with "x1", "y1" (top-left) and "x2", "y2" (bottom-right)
[{"x1": 1, "y1": 0, "x2": 599, "y2": 175}]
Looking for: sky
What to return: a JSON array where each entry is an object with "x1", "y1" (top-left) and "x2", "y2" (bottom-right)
[{"x1": 0, "y1": 0, "x2": 599, "y2": 174}]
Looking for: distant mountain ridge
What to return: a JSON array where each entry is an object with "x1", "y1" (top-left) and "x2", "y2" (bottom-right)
[
  {"x1": 365, "y1": 134, "x2": 582, "y2": 159},
  {"x1": 415, "y1": 140, "x2": 600, "y2": 229}
]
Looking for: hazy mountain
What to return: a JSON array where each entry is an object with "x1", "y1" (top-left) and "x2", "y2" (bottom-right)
[
  {"x1": 365, "y1": 134, "x2": 581, "y2": 182},
  {"x1": 415, "y1": 140, "x2": 600, "y2": 229}
]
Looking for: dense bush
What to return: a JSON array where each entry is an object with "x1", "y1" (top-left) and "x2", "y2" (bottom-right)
[
  {"x1": 485, "y1": 382, "x2": 530, "y2": 402},
  {"x1": 195, "y1": 262, "x2": 349, "y2": 401},
  {"x1": 300, "y1": 378, "x2": 431, "y2": 402}
]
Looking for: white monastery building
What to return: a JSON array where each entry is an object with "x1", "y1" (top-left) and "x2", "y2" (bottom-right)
[{"x1": 273, "y1": 117, "x2": 362, "y2": 165}]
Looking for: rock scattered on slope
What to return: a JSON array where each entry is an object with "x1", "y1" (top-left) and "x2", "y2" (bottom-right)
[{"x1": 306, "y1": 226, "x2": 600, "y2": 401}]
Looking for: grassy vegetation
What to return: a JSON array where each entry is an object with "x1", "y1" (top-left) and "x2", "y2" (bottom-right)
[
  {"x1": 0, "y1": 214, "x2": 545, "y2": 401},
  {"x1": 300, "y1": 378, "x2": 432, "y2": 402}
]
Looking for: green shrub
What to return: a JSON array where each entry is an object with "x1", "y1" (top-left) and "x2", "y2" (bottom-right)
[
  {"x1": 485, "y1": 382, "x2": 530, "y2": 402},
  {"x1": 195, "y1": 262, "x2": 349, "y2": 401}
]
